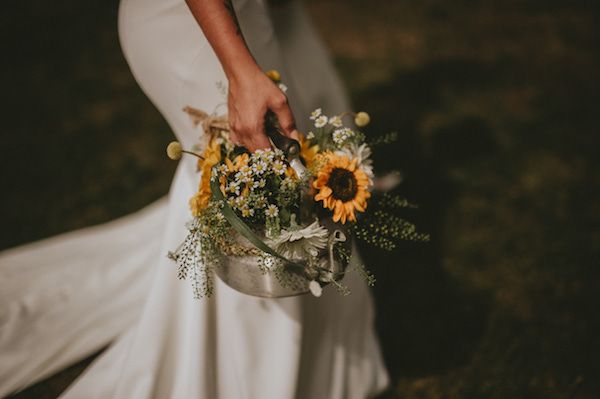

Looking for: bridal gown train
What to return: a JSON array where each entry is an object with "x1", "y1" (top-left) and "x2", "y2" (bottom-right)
[{"x1": 0, "y1": 0, "x2": 389, "y2": 397}]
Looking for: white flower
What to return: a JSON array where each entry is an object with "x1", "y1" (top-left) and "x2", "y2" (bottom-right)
[
  {"x1": 332, "y1": 127, "x2": 354, "y2": 145},
  {"x1": 306, "y1": 131, "x2": 315, "y2": 139},
  {"x1": 254, "y1": 196, "x2": 267, "y2": 208},
  {"x1": 252, "y1": 161, "x2": 268, "y2": 174},
  {"x1": 239, "y1": 165, "x2": 252, "y2": 175},
  {"x1": 227, "y1": 182, "x2": 240, "y2": 195},
  {"x1": 234, "y1": 196, "x2": 247, "y2": 208},
  {"x1": 265, "y1": 204, "x2": 279, "y2": 218},
  {"x1": 241, "y1": 208, "x2": 255, "y2": 218},
  {"x1": 329, "y1": 115, "x2": 343, "y2": 127},
  {"x1": 310, "y1": 108, "x2": 322, "y2": 120},
  {"x1": 269, "y1": 219, "x2": 329, "y2": 260},
  {"x1": 332, "y1": 128, "x2": 346, "y2": 144},
  {"x1": 251, "y1": 149, "x2": 265, "y2": 161},
  {"x1": 253, "y1": 178, "x2": 266, "y2": 189},
  {"x1": 336, "y1": 142, "x2": 374, "y2": 184},
  {"x1": 314, "y1": 115, "x2": 328, "y2": 128},
  {"x1": 272, "y1": 160, "x2": 286, "y2": 175},
  {"x1": 278, "y1": 83, "x2": 288, "y2": 92}
]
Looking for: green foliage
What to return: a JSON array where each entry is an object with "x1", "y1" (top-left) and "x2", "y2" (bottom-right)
[
  {"x1": 367, "y1": 131, "x2": 399, "y2": 147},
  {"x1": 351, "y1": 194, "x2": 429, "y2": 251}
]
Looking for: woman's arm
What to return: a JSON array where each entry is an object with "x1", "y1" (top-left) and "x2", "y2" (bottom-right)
[{"x1": 185, "y1": 0, "x2": 298, "y2": 151}]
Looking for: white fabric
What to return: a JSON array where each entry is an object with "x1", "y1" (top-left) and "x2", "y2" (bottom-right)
[{"x1": 0, "y1": 0, "x2": 389, "y2": 397}]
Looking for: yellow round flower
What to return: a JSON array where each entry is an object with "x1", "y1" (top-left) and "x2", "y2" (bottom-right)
[
  {"x1": 313, "y1": 152, "x2": 370, "y2": 224},
  {"x1": 354, "y1": 111, "x2": 370, "y2": 127},
  {"x1": 166, "y1": 141, "x2": 182, "y2": 160}
]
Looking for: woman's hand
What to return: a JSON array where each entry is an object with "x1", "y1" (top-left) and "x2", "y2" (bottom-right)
[
  {"x1": 185, "y1": 0, "x2": 298, "y2": 152},
  {"x1": 227, "y1": 67, "x2": 298, "y2": 151}
]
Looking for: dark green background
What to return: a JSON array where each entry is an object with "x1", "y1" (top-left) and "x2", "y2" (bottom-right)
[{"x1": 2, "y1": 1, "x2": 599, "y2": 398}]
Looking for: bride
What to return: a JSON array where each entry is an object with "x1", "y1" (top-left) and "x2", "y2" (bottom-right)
[{"x1": 0, "y1": 0, "x2": 389, "y2": 397}]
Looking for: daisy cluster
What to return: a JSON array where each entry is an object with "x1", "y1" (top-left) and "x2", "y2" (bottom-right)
[
  {"x1": 308, "y1": 108, "x2": 365, "y2": 150},
  {"x1": 212, "y1": 148, "x2": 301, "y2": 231}
]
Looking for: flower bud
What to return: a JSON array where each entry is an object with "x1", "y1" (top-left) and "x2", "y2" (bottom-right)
[
  {"x1": 166, "y1": 141, "x2": 183, "y2": 160},
  {"x1": 354, "y1": 111, "x2": 370, "y2": 127},
  {"x1": 265, "y1": 69, "x2": 281, "y2": 82}
]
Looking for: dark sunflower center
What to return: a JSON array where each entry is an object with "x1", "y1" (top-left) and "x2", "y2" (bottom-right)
[{"x1": 327, "y1": 167, "x2": 358, "y2": 202}]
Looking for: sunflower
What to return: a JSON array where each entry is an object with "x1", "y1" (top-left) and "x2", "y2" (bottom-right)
[
  {"x1": 190, "y1": 137, "x2": 222, "y2": 216},
  {"x1": 313, "y1": 152, "x2": 371, "y2": 224}
]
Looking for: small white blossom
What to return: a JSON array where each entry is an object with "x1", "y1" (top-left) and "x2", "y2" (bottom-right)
[
  {"x1": 332, "y1": 129, "x2": 346, "y2": 144},
  {"x1": 329, "y1": 115, "x2": 343, "y2": 127},
  {"x1": 314, "y1": 115, "x2": 328, "y2": 128},
  {"x1": 234, "y1": 196, "x2": 247, "y2": 208},
  {"x1": 227, "y1": 182, "x2": 240, "y2": 196},
  {"x1": 241, "y1": 208, "x2": 255, "y2": 218},
  {"x1": 332, "y1": 127, "x2": 354, "y2": 145},
  {"x1": 278, "y1": 83, "x2": 288, "y2": 92},
  {"x1": 306, "y1": 131, "x2": 315, "y2": 139},
  {"x1": 310, "y1": 108, "x2": 322, "y2": 120},
  {"x1": 251, "y1": 149, "x2": 265, "y2": 162},
  {"x1": 272, "y1": 160, "x2": 286, "y2": 175},
  {"x1": 253, "y1": 178, "x2": 267, "y2": 189},
  {"x1": 265, "y1": 204, "x2": 279, "y2": 218},
  {"x1": 254, "y1": 196, "x2": 267, "y2": 208},
  {"x1": 252, "y1": 161, "x2": 268, "y2": 174}
]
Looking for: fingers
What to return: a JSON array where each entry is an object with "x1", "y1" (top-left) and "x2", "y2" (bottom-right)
[
  {"x1": 228, "y1": 113, "x2": 271, "y2": 152},
  {"x1": 270, "y1": 94, "x2": 297, "y2": 138}
]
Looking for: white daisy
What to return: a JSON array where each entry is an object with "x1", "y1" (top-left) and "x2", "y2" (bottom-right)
[
  {"x1": 265, "y1": 204, "x2": 279, "y2": 218},
  {"x1": 332, "y1": 128, "x2": 346, "y2": 144},
  {"x1": 310, "y1": 108, "x2": 322, "y2": 120},
  {"x1": 241, "y1": 208, "x2": 255, "y2": 218},
  {"x1": 254, "y1": 196, "x2": 267, "y2": 208},
  {"x1": 314, "y1": 115, "x2": 328, "y2": 128},
  {"x1": 253, "y1": 178, "x2": 267, "y2": 189},
  {"x1": 227, "y1": 182, "x2": 240, "y2": 195},
  {"x1": 252, "y1": 161, "x2": 268, "y2": 174},
  {"x1": 329, "y1": 115, "x2": 343, "y2": 127},
  {"x1": 272, "y1": 160, "x2": 286, "y2": 175},
  {"x1": 269, "y1": 218, "x2": 329, "y2": 259}
]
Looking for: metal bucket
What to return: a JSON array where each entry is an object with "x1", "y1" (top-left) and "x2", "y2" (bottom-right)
[{"x1": 215, "y1": 225, "x2": 350, "y2": 298}]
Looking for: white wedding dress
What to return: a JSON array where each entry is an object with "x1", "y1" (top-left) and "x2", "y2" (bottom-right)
[{"x1": 0, "y1": 0, "x2": 389, "y2": 397}]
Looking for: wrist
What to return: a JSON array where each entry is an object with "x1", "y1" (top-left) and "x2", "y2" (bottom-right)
[{"x1": 224, "y1": 54, "x2": 262, "y2": 83}]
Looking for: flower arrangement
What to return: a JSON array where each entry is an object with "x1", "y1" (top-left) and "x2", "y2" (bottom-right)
[{"x1": 167, "y1": 72, "x2": 428, "y2": 299}]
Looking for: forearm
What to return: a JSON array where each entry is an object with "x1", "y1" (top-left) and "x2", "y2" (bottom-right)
[{"x1": 185, "y1": 0, "x2": 261, "y2": 80}]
